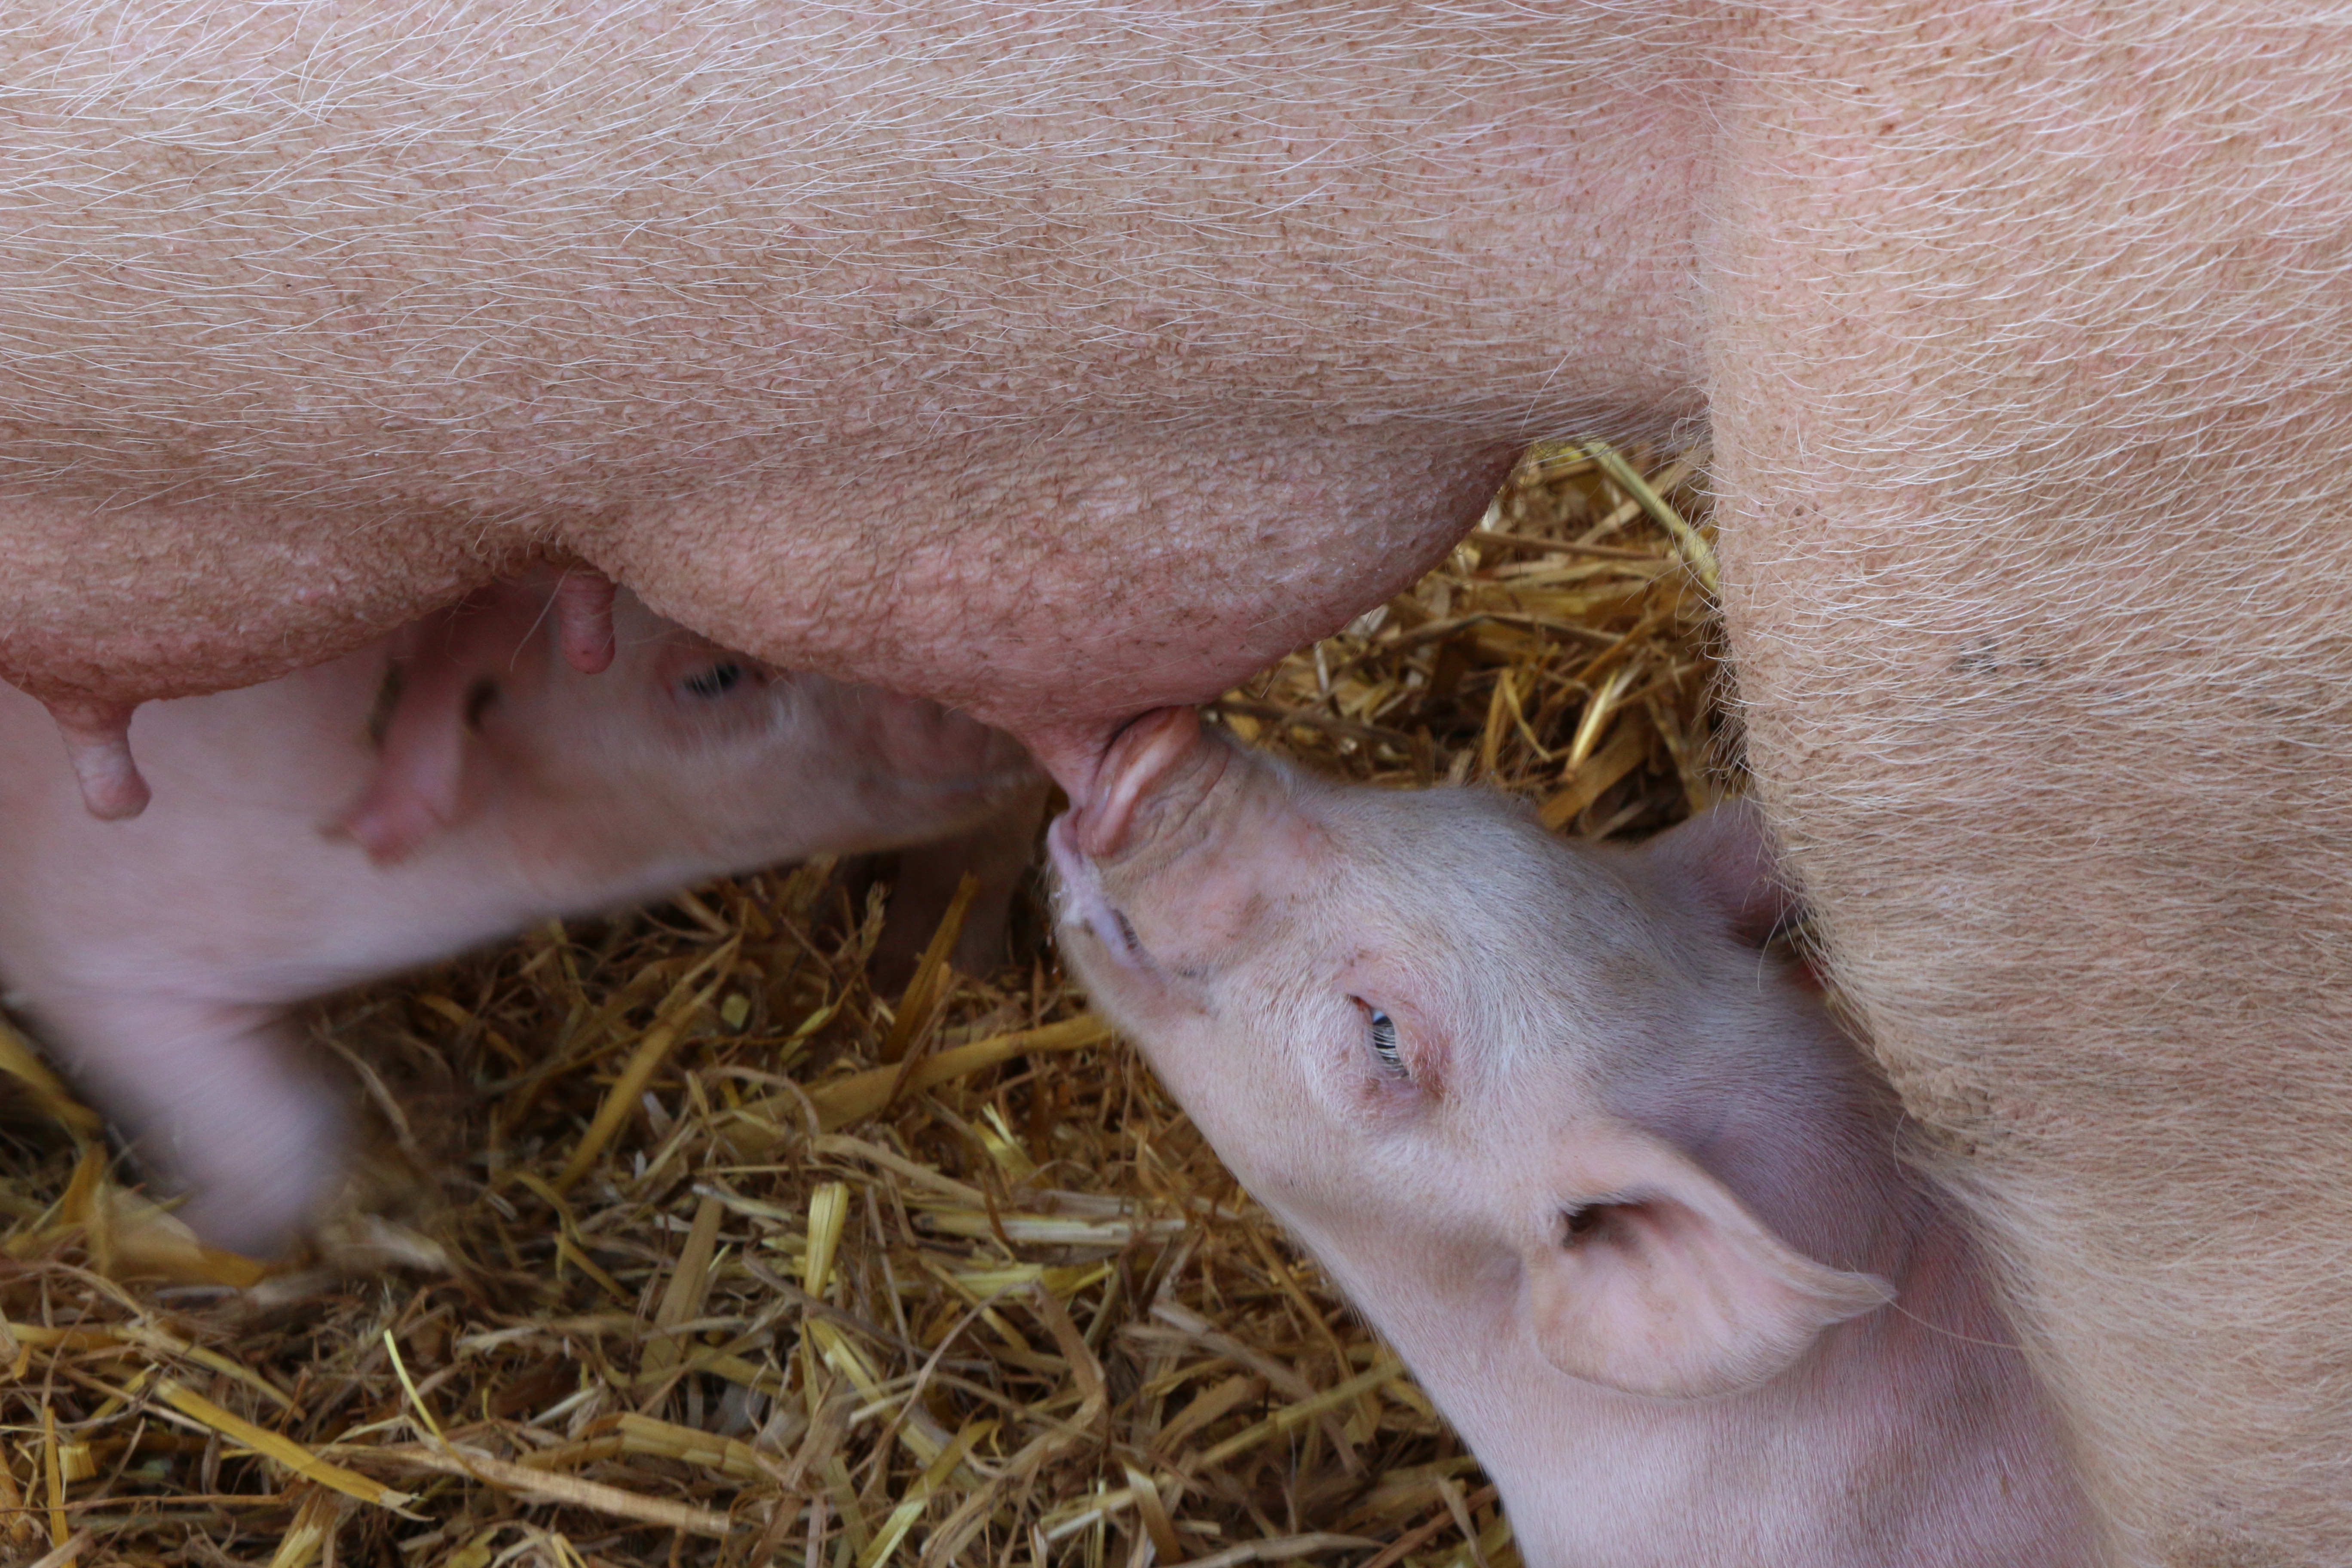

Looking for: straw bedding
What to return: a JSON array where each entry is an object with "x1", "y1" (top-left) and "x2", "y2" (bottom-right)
[{"x1": 0, "y1": 440, "x2": 1726, "y2": 1568}]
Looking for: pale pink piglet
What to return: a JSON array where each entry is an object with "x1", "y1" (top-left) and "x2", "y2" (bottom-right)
[
  {"x1": 0, "y1": 577, "x2": 1041, "y2": 1254},
  {"x1": 1051, "y1": 709, "x2": 2089, "y2": 1568}
]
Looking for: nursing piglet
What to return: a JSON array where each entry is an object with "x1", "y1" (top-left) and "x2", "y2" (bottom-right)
[
  {"x1": 0, "y1": 578, "x2": 1041, "y2": 1253},
  {"x1": 1051, "y1": 709, "x2": 2088, "y2": 1568}
]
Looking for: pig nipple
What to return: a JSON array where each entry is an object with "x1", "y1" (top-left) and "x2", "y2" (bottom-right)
[
  {"x1": 552, "y1": 571, "x2": 617, "y2": 674},
  {"x1": 1078, "y1": 706, "x2": 1203, "y2": 856},
  {"x1": 46, "y1": 698, "x2": 150, "y2": 820}
]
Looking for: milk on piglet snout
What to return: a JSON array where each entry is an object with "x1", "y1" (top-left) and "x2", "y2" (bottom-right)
[
  {"x1": 0, "y1": 576, "x2": 1041, "y2": 1255},
  {"x1": 1052, "y1": 709, "x2": 2089, "y2": 1568}
]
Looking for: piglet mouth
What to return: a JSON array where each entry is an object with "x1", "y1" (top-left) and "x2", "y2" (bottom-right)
[{"x1": 1047, "y1": 816, "x2": 1151, "y2": 970}]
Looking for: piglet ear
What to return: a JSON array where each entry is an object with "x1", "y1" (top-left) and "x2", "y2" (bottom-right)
[
  {"x1": 1636, "y1": 796, "x2": 1798, "y2": 947},
  {"x1": 1523, "y1": 1127, "x2": 1892, "y2": 1400},
  {"x1": 333, "y1": 616, "x2": 483, "y2": 864}
]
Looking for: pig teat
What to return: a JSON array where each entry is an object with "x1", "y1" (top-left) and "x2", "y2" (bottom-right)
[
  {"x1": 1063, "y1": 705, "x2": 1210, "y2": 857},
  {"x1": 31, "y1": 571, "x2": 616, "y2": 826},
  {"x1": 550, "y1": 570, "x2": 618, "y2": 675},
  {"x1": 45, "y1": 696, "x2": 151, "y2": 821}
]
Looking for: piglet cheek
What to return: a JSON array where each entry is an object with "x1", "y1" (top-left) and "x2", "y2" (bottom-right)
[{"x1": 1146, "y1": 1021, "x2": 1311, "y2": 1174}]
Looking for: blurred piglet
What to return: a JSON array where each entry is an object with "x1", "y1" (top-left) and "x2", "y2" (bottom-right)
[
  {"x1": 0, "y1": 576, "x2": 1041, "y2": 1254},
  {"x1": 1053, "y1": 710, "x2": 2087, "y2": 1568}
]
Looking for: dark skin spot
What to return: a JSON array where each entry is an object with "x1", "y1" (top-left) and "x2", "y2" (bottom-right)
[{"x1": 464, "y1": 677, "x2": 499, "y2": 729}]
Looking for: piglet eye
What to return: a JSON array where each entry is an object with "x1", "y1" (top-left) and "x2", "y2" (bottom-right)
[
  {"x1": 1363, "y1": 1005, "x2": 1406, "y2": 1078},
  {"x1": 682, "y1": 662, "x2": 745, "y2": 699}
]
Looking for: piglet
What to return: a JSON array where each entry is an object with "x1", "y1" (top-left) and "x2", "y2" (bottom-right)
[
  {"x1": 0, "y1": 576, "x2": 1042, "y2": 1254},
  {"x1": 1052, "y1": 709, "x2": 2089, "y2": 1568}
]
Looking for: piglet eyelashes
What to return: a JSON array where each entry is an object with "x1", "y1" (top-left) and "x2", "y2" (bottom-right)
[
  {"x1": 1357, "y1": 1000, "x2": 1409, "y2": 1079},
  {"x1": 682, "y1": 661, "x2": 746, "y2": 699},
  {"x1": 1560, "y1": 1204, "x2": 1608, "y2": 1246}
]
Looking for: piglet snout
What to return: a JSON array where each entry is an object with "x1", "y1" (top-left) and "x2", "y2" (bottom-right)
[{"x1": 1047, "y1": 816, "x2": 1148, "y2": 967}]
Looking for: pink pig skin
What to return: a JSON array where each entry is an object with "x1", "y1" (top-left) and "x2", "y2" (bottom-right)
[
  {"x1": 0, "y1": 578, "x2": 1040, "y2": 1255},
  {"x1": 1053, "y1": 710, "x2": 2090, "y2": 1568}
]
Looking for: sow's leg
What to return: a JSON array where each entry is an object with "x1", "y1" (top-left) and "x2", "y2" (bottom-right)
[{"x1": 1709, "y1": 9, "x2": 2352, "y2": 1563}]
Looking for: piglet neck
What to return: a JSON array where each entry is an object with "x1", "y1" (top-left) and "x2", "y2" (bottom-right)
[{"x1": 1797, "y1": 1188, "x2": 2091, "y2": 1565}]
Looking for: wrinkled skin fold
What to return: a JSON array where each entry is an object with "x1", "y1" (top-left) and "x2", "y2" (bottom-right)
[{"x1": 3, "y1": 4, "x2": 2351, "y2": 1561}]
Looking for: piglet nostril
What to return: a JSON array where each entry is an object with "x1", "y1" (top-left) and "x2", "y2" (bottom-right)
[
  {"x1": 1046, "y1": 817, "x2": 1150, "y2": 968},
  {"x1": 463, "y1": 677, "x2": 500, "y2": 729}
]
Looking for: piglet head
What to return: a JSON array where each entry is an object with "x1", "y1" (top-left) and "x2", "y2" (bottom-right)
[
  {"x1": 525, "y1": 591, "x2": 1035, "y2": 883},
  {"x1": 1055, "y1": 729, "x2": 1892, "y2": 1423},
  {"x1": 339, "y1": 573, "x2": 1038, "y2": 885}
]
